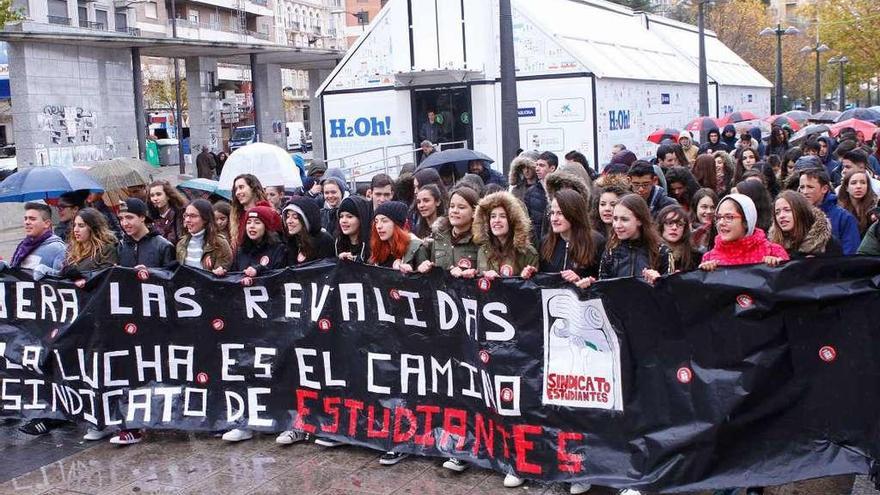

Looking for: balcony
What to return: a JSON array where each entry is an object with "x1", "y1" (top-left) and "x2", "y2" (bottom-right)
[
  {"x1": 168, "y1": 19, "x2": 272, "y2": 43},
  {"x1": 249, "y1": 0, "x2": 268, "y2": 6},
  {"x1": 47, "y1": 15, "x2": 71, "y2": 25},
  {"x1": 115, "y1": 26, "x2": 141, "y2": 36},
  {"x1": 78, "y1": 20, "x2": 106, "y2": 30}
]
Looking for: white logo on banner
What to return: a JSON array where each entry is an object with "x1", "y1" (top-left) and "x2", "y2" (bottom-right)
[{"x1": 541, "y1": 290, "x2": 623, "y2": 411}]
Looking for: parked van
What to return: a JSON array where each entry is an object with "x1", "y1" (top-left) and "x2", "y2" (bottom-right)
[
  {"x1": 229, "y1": 125, "x2": 256, "y2": 151},
  {"x1": 285, "y1": 122, "x2": 310, "y2": 151}
]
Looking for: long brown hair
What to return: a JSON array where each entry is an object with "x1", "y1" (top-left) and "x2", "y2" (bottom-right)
[
  {"x1": 540, "y1": 188, "x2": 595, "y2": 268},
  {"x1": 473, "y1": 192, "x2": 532, "y2": 268},
  {"x1": 607, "y1": 194, "x2": 665, "y2": 270},
  {"x1": 369, "y1": 221, "x2": 411, "y2": 265},
  {"x1": 770, "y1": 190, "x2": 815, "y2": 248},
  {"x1": 230, "y1": 174, "x2": 267, "y2": 244},
  {"x1": 148, "y1": 180, "x2": 187, "y2": 213},
  {"x1": 656, "y1": 204, "x2": 694, "y2": 270},
  {"x1": 65, "y1": 208, "x2": 117, "y2": 266},
  {"x1": 837, "y1": 171, "x2": 878, "y2": 235},
  {"x1": 692, "y1": 155, "x2": 718, "y2": 191},
  {"x1": 186, "y1": 199, "x2": 222, "y2": 251}
]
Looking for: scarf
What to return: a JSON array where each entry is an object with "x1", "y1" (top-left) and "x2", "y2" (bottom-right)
[
  {"x1": 701, "y1": 229, "x2": 789, "y2": 266},
  {"x1": 11, "y1": 230, "x2": 52, "y2": 267}
]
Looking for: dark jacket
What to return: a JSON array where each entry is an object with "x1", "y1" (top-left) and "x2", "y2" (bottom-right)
[
  {"x1": 196, "y1": 150, "x2": 217, "y2": 179},
  {"x1": 320, "y1": 205, "x2": 339, "y2": 238},
  {"x1": 93, "y1": 201, "x2": 122, "y2": 238},
  {"x1": 749, "y1": 127, "x2": 766, "y2": 158},
  {"x1": 819, "y1": 192, "x2": 860, "y2": 255},
  {"x1": 698, "y1": 129, "x2": 730, "y2": 154},
  {"x1": 231, "y1": 240, "x2": 288, "y2": 275},
  {"x1": 287, "y1": 231, "x2": 335, "y2": 265},
  {"x1": 54, "y1": 220, "x2": 71, "y2": 243},
  {"x1": 539, "y1": 231, "x2": 606, "y2": 279},
  {"x1": 152, "y1": 207, "x2": 183, "y2": 247},
  {"x1": 334, "y1": 196, "x2": 373, "y2": 263},
  {"x1": 720, "y1": 124, "x2": 738, "y2": 151},
  {"x1": 58, "y1": 243, "x2": 118, "y2": 279},
  {"x1": 858, "y1": 221, "x2": 880, "y2": 256},
  {"x1": 117, "y1": 230, "x2": 176, "y2": 268},
  {"x1": 769, "y1": 207, "x2": 842, "y2": 258},
  {"x1": 816, "y1": 137, "x2": 842, "y2": 186},
  {"x1": 646, "y1": 185, "x2": 677, "y2": 218},
  {"x1": 374, "y1": 236, "x2": 425, "y2": 268},
  {"x1": 599, "y1": 239, "x2": 673, "y2": 280},
  {"x1": 476, "y1": 167, "x2": 507, "y2": 188},
  {"x1": 524, "y1": 181, "x2": 548, "y2": 246}
]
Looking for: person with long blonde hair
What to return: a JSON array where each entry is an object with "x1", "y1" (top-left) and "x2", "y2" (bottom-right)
[{"x1": 61, "y1": 207, "x2": 119, "y2": 278}]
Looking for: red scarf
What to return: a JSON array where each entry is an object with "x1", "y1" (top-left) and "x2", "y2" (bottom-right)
[{"x1": 701, "y1": 228, "x2": 789, "y2": 266}]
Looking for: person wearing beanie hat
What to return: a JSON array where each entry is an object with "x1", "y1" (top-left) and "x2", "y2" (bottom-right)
[
  {"x1": 335, "y1": 195, "x2": 373, "y2": 263},
  {"x1": 218, "y1": 204, "x2": 286, "y2": 279},
  {"x1": 280, "y1": 197, "x2": 334, "y2": 267},
  {"x1": 794, "y1": 155, "x2": 822, "y2": 171},
  {"x1": 370, "y1": 201, "x2": 425, "y2": 277},
  {"x1": 307, "y1": 158, "x2": 328, "y2": 178},
  {"x1": 699, "y1": 193, "x2": 789, "y2": 271},
  {"x1": 458, "y1": 173, "x2": 485, "y2": 197},
  {"x1": 319, "y1": 171, "x2": 349, "y2": 237}
]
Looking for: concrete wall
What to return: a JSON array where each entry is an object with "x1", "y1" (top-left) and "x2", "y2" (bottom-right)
[{"x1": 9, "y1": 41, "x2": 137, "y2": 167}]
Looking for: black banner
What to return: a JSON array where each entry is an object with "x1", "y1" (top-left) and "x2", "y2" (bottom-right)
[{"x1": 1, "y1": 259, "x2": 879, "y2": 492}]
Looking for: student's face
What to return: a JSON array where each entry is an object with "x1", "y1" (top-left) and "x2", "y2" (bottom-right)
[
  {"x1": 742, "y1": 150, "x2": 757, "y2": 168},
  {"x1": 661, "y1": 215, "x2": 685, "y2": 244},
  {"x1": 266, "y1": 188, "x2": 283, "y2": 207},
  {"x1": 468, "y1": 161, "x2": 485, "y2": 175},
  {"x1": 848, "y1": 172, "x2": 869, "y2": 200},
  {"x1": 715, "y1": 200, "x2": 746, "y2": 242},
  {"x1": 798, "y1": 175, "x2": 828, "y2": 206},
  {"x1": 818, "y1": 141, "x2": 828, "y2": 157},
  {"x1": 696, "y1": 196, "x2": 715, "y2": 225},
  {"x1": 149, "y1": 186, "x2": 168, "y2": 209},
  {"x1": 183, "y1": 205, "x2": 205, "y2": 234},
  {"x1": 612, "y1": 203, "x2": 641, "y2": 241},
  {"x1": 245, "y1": 217, "x2": 266, "y2": 240},
  {"x1": 72, "y1": 216, "x2": 92, "y2": 243},
  {"x1": 598, "y1": 192, "x2": 619, "y2": 225},
  {"x1": 58, "y1": 204, "x2": 78, "y2": 222},
  {"x1": 447, "y1": 194, "x2": 474, "y2": 229},
  {"x1": 774, "y1": 198, "x2": 795, "y2": 233},
  {"x1": 549, "y1": 199, "x2": 571, "y2": 235},
  {"x1": 841, "y1": 159, "x2": 865, "y2": 176},
  {"x1": 234, "y1": 179, "x2": 254, "y2": 206},
  {"x1": 118, "y1": 212, "x2": 145, "y2": 236},
  {"x1": 489, "y1": 207, "x2": 509, "y2": 238},
  {"x1": 535, "y1": 159, "x2": 555, "y2": 180},
  {"x1": 214, "y1": 211, "x2": 229, "y2": 231},
  {"x1": 629, "y1": 175, "x2": 655, "y2": 201},
  {"x1": 285, "y1": 210, "x2": 303, "y2": 235},
  {"x1": 323, "y1": 183, "x2": 342, "y2": 208},
  {"x1": 374, "y1": 214, "x2": 395, "y2": 242},
  {"x1": 370, "y1": 185, "x2": 393, "y2": 209},
  {"x1": 661, "y1": 153, "x2": 678, "y2": 168},
  {"x1": 669, "y1": 182, "x2": 687, "y2": 201},
  {"x1": 338, "y1": 211, "x2": 360, "y2": 237},
  {"x1": 416, "y1": 189, "x2": 438, "y2": 219}
]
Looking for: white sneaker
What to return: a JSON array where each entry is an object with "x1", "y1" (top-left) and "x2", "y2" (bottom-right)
[
  {"x1": 275, "y1": 430, "x2": 308, "y2": 445},
  {"x1": 83, "y1": 427, "x2": 113, "y2": 441},
  {"x1": 314, "y1": 437, "x2": 344, "y2": 447},
  {"x1": 442, "y1": 458, "x2": 469, "y2": 472},
  {"x1": 503, "y1": 473, "x2": 525, "y2": 487},
  {"x1": 221, "y1": 428, "x2": 253, "y2": 442},
  {"x1": 570, "y1": 482, "x2": 592, "y2": 494}
]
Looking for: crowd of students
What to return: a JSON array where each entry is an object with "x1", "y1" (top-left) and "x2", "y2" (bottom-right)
[{"x1": 4, "y1": 123, "x2": 879, "y2": 495}]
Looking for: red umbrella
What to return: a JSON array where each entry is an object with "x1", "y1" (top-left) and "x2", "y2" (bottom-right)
[
  {"x1": 764, "y1": 115, "x2": 802, "y2": 132},
  {"x1": 718, "y1": 111, "x2": 761, "y2": 125},
  {"x1": 829, "y1": 118, "x2": 878, "y2": 138},
  {"x1": 647, "y1": 128, "x2": 680, "y2": 144},
  {"x1": 684, "y1": 117, "x2": 722, "y2": 132}
]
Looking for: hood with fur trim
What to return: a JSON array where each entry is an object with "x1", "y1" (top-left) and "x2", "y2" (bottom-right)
[
  {"x1": 770, "y1": 207, "x2": 833, "y2": 255},
  {"x1": 545, "y1": 170, "x2": 592, "y2": 205},
  {"x1": 508, "y1": 156, "x2": 536, "y2": 186},
  {"x1": 472, "y1": 192, "x2": 532, "y2": 251}
]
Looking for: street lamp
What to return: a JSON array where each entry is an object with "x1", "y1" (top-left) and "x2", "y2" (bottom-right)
[
  {"x1": 760, "y1": 23, "x2": 800, "y2": 113},
  {"x1": 799, "y1": 42, "x2": 829, "y2": 113},
  {"x1": 828, "y1": 56, "x2": 849, "y2": 110}
]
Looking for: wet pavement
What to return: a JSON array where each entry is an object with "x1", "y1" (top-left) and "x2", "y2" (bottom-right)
[{"x1": 0, "y1": 422, "x2": 873, "y2": 495}]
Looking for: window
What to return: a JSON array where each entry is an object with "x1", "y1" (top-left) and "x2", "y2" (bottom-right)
[
  {"x1": 145, "y1": 2, "x2": 157, "y2": 19},
  {"x1": 95, "y1": 9, "x2": 108, "y2": 29},
  {"x1": 188, "y1": 8, "x2": 199, "y2": 24},
  {"x1": 115, "y1": 12, "x2": 127, "y2": 30}
]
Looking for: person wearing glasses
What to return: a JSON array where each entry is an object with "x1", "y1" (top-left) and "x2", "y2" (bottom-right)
[
  {"x1": 176, "y1": 199, "x2": 233, "y2": 271},
  {"x1": 627, "y1": 161, "x2": 676, "y2": 218},
  {"x1": 699, "y1": 194, "x2": 788, "y2": 272}
]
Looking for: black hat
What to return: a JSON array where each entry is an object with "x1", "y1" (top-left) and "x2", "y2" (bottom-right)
[
  {"x1": 374, "y1": 201, "x2": 408, "y2": 228},
  {"x1": 119, "y1": 198, "x2": 151, "y2": 221},
  {"x1": 282, "y1": 196, "x2": 321, "y2": 236}
]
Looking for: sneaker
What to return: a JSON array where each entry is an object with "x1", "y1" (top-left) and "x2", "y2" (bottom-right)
[
  {"x1": 221, "y1": 429, "x2": 253, "y2": 442},
  {"x1": 569, "y1": 483, "x2": 592, "y2": 494},
  {"x1": 379, "y1": 451, "x2": 409, "y2": 466},
  {"x1": 314, "y1": 437, "x2": 344, "y2": 447},
  {"x1": 275, "y1": 430, "x2": 309, "y2": 445},
  {"x1": 19, "y1": 418, "x2": 66, "y2": 436},
  {"x1": 503, "y1": 473, "x2": 525, "y2": 487},
  {"x1": 109, "y1": 429, "x2": 143, "y2": 445},
  {"x1": 442, "y1": 458, "x2": 469, "y2": 472},
  {"x1": 83, "y1": 427, "x2": 114, "y2": 441}
]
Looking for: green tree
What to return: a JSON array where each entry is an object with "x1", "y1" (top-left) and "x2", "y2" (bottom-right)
[
  {"x1": 0, "y1": 0, "x2": 23, "y2": 27},
  {"x1": 813, "y1": 0, "x2": 880, "y2": 104}
]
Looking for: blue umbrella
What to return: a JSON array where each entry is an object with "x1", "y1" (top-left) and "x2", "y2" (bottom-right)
[
  {"x1": 416, "y1": 148, "x2": 494, "y2": 177},
  {"x1": 177, "y1": 178, "x2": 232, "y2": 201},
  {"x1": 0, "y1": 166, "x2": 104, "y2": 203}
]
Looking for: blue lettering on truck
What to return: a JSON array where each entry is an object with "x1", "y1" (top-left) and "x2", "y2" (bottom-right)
[
  {"x1": 329, "y1": 116, "x2": 392, "y2": 138},
  {"x1": 608, "y1": 110, "x2": 630, "y2": 131}
]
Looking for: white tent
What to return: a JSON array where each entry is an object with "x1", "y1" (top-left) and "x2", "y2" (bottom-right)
[{"x1": 317, "y1": 0, "x2": 771, "y2": 170}]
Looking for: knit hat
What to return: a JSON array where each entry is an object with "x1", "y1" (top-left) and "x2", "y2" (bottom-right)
[
  {"x1": 610, "y1": 150, "x2": 637, "y2": 168},
  {"x1": 719, "y1": 193, "x2": 757, "y2": 236},
  {"x1": 458, "y1": 173, "x2": 485, "y2": 197},
  {"x1": 794, "y1": 155, "x2": 822, "y2": 171},
  {"x1": 119, "y1": 198, "x2": 151, "y2": 221},
  {"x1": 307, "y1": 159, "x2": 327, "y2": 177},
  {"x1": 339, "y1": 196, "x2": 363, "y2": 219},
  {"x1": 282, "y1": 196, "x2": 321, "y2": 236},
  {"x1": 245, "y1": 204, "x2": 282, "y2": 233},
  {"x1": 374, "y1": 201, "x2": 408, "y2": 228}
]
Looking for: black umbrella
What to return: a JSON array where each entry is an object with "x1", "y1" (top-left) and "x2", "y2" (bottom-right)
[
  {"x1": 836, "y1": 108, "x2": 880, "y2": 124},
  {"x1": 809, "y1": 110, "x2": 841, "y2": 123},
  {"x1": 416, "y1": 148, "x2": 494, "y2": 177},
  {"x1": 789, "y1": 124, "x2": 830, "y2": 145}
]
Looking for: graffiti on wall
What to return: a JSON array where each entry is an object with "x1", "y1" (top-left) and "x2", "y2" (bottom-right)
[{"x1": 38, "y1": 106, "x2": 97, "y2": 144}]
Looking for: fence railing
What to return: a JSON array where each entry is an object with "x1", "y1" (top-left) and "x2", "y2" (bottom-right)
[{"x1": 47, "y1": 15, "x2": 70, "y2": 25}]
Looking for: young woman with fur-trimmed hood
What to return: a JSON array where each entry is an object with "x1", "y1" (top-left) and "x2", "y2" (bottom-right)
[
  {"x1": 508, "y1": 155, "x2": 538, "y2": 202},
  {"x1": 473, "y1": 191, "x2": 538, "y2": 280}
]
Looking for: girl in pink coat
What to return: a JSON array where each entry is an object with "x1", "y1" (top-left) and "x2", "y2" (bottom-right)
[{"x1": 700, "y1": 193, "x2": 789, "y2": 271}]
